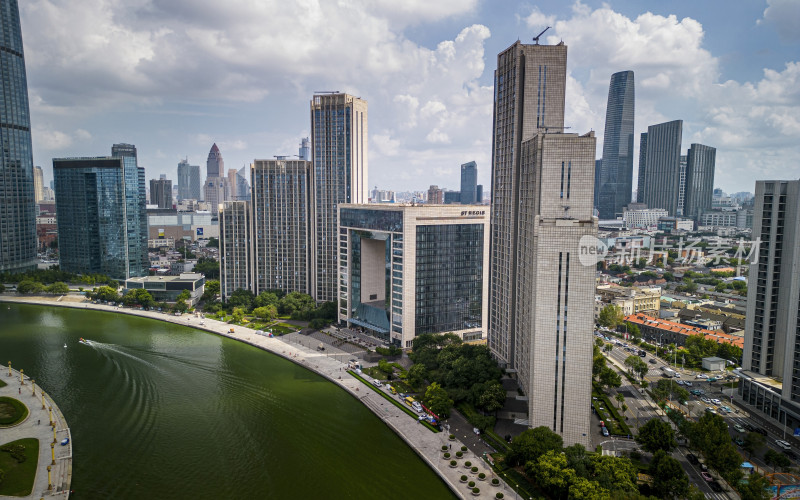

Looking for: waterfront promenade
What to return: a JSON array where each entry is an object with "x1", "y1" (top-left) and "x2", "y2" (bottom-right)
[
  {"x1": 0, "y1": 365, "x2": 72, "y2": 499},
  {"x1": 1, "y1": 295, "x2": 509, "y2": 499}
]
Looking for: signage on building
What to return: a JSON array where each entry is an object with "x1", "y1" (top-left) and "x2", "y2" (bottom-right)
[
  {"x1": 197, "y1": 227, "x2": 204, "y2": 236},
  {"x1": 460, "y1": 210, "x2": 485, "y2": 216}
]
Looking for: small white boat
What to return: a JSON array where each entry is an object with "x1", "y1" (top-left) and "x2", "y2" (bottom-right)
[
  {"x1": 78, "y1": 338, "x2": 90, "y2": 345},
  {"x1": 64, "y1": 344, "x2": 67, "y2": 348}
]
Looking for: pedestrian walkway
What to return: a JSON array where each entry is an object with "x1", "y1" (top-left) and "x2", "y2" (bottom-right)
[
  {"x1": 1, "y1": 295, "x2": 513, "y2": 499},
  {"x1": 0, "y1": 365, "x2": 72, "y2": 499}
]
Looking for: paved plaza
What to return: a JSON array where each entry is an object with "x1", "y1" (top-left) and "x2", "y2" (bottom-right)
[{"x1": 0, "y1": 365, "x2": 72, "y2": 499}]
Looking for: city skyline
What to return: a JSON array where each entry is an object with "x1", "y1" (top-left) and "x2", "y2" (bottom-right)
[{"x1": 19, "y1": 1, "x2": 798, "y2": 195}]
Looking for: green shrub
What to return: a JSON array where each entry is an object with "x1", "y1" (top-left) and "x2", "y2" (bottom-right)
[
  {"x1": 473, "y1": 487, "x2": 480, "y2": 494},
  {"x1": 450, "y1": 460, "x2": 457, "y2": 466},
  {"x1": 464, "y1": 460, "x2": 470, "y2": 466},
  {"x1": 471, "y1": 466, "x2": 478, "y2": 473},
  {"x1": 479, "y1": 472, "x2": 486, "y2": 480},
  {"x1": 492, "y1": 478, "x2": 499, "y2": 485},
  {"x1": 461, "y1": 445, "x2": 467, "y2": 452},
  {"x1": 468, "y1": 481, "x2": 475, "y2": 488},
  {"x1": 496, "y1": 493, "x2": 504, "y2": 499},
  {"x1": 441, "y1": 445, "x2": 448, "y2": 451},
  {"x1": 461, "y1": 475, "x2": 468, "y2": 481},
  {"x1": 444, "y1": 453, "x2": 450, "y2": 459},
  {"x1": 456, "y1": 452, "x2": 463, "y2": 458}
]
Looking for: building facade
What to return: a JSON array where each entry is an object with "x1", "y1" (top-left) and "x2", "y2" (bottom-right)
[
  {"x1": 310, "y1": 93, "x2": 368, "y2": 303},
  {"x1": 338, "y1": 204, "x2": 489, "y2": 348},
  {"x1": 488, "y1": 39, "x2": 595, "y2": 445},
  {"x1": 251, "y1": 159, "x2": 311, "y2": 295},
  {"x1": 0, "y1": 0, "x2": 37, "y2": 273},
  {"x1": 53, "y1": 156, "x2": 148, "y2": 279},
  {"x1": 33, "y1": 166, "x2": 44, "y2": 203},
  {"x1": 741, "y1": 180, "x2": 800, "y2": 427},
  {"x1": 622, "y1": 208, "x2": 669, "y2": 229},
  {"x1": 638, "y1": 120, "x2": 683, "y2": 216},
  {"x1": 427, "y1": 185, "x2": 443, "y2": 204},
  {"x1": 684, "y1": 144, "x2": 716, "y2": 221},
  {"x1": 460, "y1": 161, "x2": 478, "y2": 204},
  {"x1": 177, "y1": 159, "x2": 201, "y2": 201},
  {"x1": 150, "y1": 176, "x2": 173, "y2": 208},
  {"x1": 220, "y1": 201, "x2": 252, "y2": 300},
  {"x1": 203, "y1": 143, "x2": 227, "y2": 214},
  {"x1": 597, "y1": 70, "x2": 635, "y2": 219}
]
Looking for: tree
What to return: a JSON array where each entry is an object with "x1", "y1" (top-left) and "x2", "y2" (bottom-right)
[
  {"x1": 649, "y1": 450, "x2": 689, "y2": 499},
  {"x1": 407, "y1": 364, "x2": 428, "y2": 389},
  {"x1": 173, "y1": 297, "x2": 188, "y2": 312},
  {"x1": 626, "y1": 322, "x2": 640, "y2": 338},
  {"x1": 253, "y1": 291, "x2": 279, "y2": 309},
  {"x1": 507, "y1": 426, "x2": 563, "y2": 467},
  {"x1": 230, "y1": 307, "x2": 245, "y2": 323},
  {"x1": 615, "y1": 393, "x2": 624, "y2": 408},
  {"x1": 202, "y1": 280, "x2": 220, "y2": 302},
  {"x1": 564, "y1": 444, "x2": 590, "y2": 478},
  {"x1": 569, "y1": 477, "x2": 610, "y2": 500},
  {"x1": 423, "y1": 382, "x2": 453, "y2": 418},
  {"x1": 194, "y1": 257, "x2": 220, "y2": 279},
  {"x1": 598, "y1": 304, "x2": 624, "y2": 329},
  {"x1": 227, "y1": 289, "x2": 255, "y2": 311},
  {"x1": 528, "y1": 450, "x2": 576, "y2": 499},
  {"x1": 477, "y1": 381, "x2": 506, "y2": 414},
  {"x1": 589, "y1": 454, "x2": 637, "y2": 494},
  {"x1": 624, "y1": 355, "x2": 648, "y2": 380},
  {"x1": 764, "y1": 449, "x2": 791, "y2": 472},
  {"x1": 742, "y1": 431, "x2": 766, "y2": 459},
  {"x1": 738, "y1": 472, "x2": 771, "y2": 500},
  {"x1": 17, "y1": 280, "x2": 44, "y2": 294},
  {"x1": 693, "y1": 413, "x2": 742, "y2": 478},
  {"x1": 252, "y1": 306, "x2": 277, "y2": 321},
  {"x1": 636, "y1": 418, "x2": 677, "y2": 453},
  {"x1": 377, "y1": 359, "x2": 394, "y2": 378},
  {"x1": 92, "y1": 285, "x2": 120, "y2": 302},
  {"x1": 46, "y1": 282, "x2": 70, "y2": 294},
  {"x1": 598, "y1": 367, "x2": 622, "y2": 391},
  {"x1": 206, "y1": 237, "x2": 219, "y2": 248}
]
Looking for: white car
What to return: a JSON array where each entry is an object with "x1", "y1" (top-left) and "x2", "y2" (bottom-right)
[
  {"x1": 697, "y1": 374, "x2": 708, "y2": 379},
  {"x1": 777, "y1": 440, "x2": 792, "y2": 451},
  {"x1": 711, "y1": 398, "x2": 721, "y2": 405},
  {"x1": 684, "y1": 381, "x2": 693, "y2": 387},
  {"x1": 373, "y1": 379, "x2": 382, "y2": 387}
]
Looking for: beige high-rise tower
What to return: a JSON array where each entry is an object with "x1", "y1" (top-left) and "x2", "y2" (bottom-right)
[
  {"x1": 310, "y1": 92, "x2": 368, "y2": 303},
  {"x1": 488, "y1": 39, "x2": 597, "y2": 445}
]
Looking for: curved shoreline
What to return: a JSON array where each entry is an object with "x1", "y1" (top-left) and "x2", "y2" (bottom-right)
[
  {"x1": 1, "y1": 295, "x2": 503, "y2": 499},
  {"x1": 0, "y1": 365, "x2": 72, "y2": 499}
]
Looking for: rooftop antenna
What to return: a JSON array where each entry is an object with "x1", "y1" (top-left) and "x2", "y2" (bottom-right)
[{"x1": 533, "y1": 27, "x2": 550, "y2": 45}]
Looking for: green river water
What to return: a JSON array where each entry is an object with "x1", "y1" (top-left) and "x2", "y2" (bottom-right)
[{"x1": 0, "y1": 304, "x2": 454, "y2": 499}]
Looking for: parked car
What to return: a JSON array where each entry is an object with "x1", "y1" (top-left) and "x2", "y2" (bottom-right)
[
  {"x1": 734, "y1": 437, "x2": 745, "y2": 446},
  {"x1": 684, "y1": 381, "x2": 693, "y2": 387},
  {"x1": 709, "y1": 481, "x2": 723, "y2": 492},
  {"x1": 686, "y1": 453, "x2": 699, "y2": 464},
  {"x1": 373, "y1": 379, "x2": 382, "y2": 387},
  {"x1": 601, "y1": 427, "x2": 609, "y2": 437},
  {"x1": 776, "y1": 439, "x2": 792, "y2": 451},
  {"x1": 701, "y1": 472, "x2": 713, "y2": 482},
  {"x1": 697, "y1": 374, "x2": 708, "y2": 379}
]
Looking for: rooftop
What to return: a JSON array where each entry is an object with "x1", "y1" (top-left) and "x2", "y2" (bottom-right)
[{"x1": 625, "y1": 313, "x2": 744, "y2": 348}]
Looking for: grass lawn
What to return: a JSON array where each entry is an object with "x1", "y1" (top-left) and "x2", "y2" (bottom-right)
[
  {"x1": 0, "y1": 438, "x2": 39, "y2": 496},
  {"x1": 0, "y1": 397, "x2": 29, "y2": 427}
]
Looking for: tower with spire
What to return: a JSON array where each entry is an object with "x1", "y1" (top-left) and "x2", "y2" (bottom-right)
[{"x1": 203, "y1": 143, "x2": 228, "y2": 214}]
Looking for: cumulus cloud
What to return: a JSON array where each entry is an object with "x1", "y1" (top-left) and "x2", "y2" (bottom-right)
[
  {"x1": 759, "y1": 0, "x2": 800, "y2": 42},
  {"x1": 523, "y1": 3, "x2": 799, "y2": 191}
]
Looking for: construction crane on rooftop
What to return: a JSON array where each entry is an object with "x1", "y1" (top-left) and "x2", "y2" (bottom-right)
[{"x1": 533, "y1": 27, "x2": 550, "y2": 45}]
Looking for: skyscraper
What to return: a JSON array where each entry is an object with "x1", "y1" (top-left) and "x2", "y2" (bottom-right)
[
  {"x1": 427, "y1": 185, "x2": 443, "y2": 204},
  {"x1": 299, "y1": 137, "x2": 310, "y2": 161},
  {"x1": 741, "y1": 179, "x2": 800, "y2": 428},
  {"x1": 677, "y1": 155, "x2": 687, "y2": 216},
  {"x1": 310, "y1": 92, "x2": 368, "y2": 303},
  {"x1": 111, "y1": 143, "x2": 149, "y2": 277},
  {"x1": 488, "y1": 39, "x2": 596, "y2": 445},
  {"x1": 203, "y1": 143, "x2": 227, "y2": 214},
  {"x1": 683, "y1": 144, "x2": 716, "y2": 221},
  {"x1": 597, "y1": 71, "x2": 635, "y2": 219},
  {"x1": 177, "y1": 159, "x2": 201, "y2": 201},
  {"x1": 53, "y1": 156, "x2": 148, "y2": 279},
  {"x1": 0, "y1": 0, "x2": 37, "y2": 273},
  {"x1": 220, "y1": 201, "x2": 252, "y2": 300},
  {"x1": 150, "y1": 176, "x2": 173, "y2": 208},
  {"x1": 638, "y1": 120, "x2": 683, "y2": 215},
  {"x1": 33, "y1": 166, "x2": 44, "y2": 204},
  {"x1": 460, "y1": 161, "x2": 478, "y2": 204},
  {"x1": 635, "y1": 133, "x2": 647, "y2": 203},
  {"x1": 251, "y1": 159, "x2": 311, "y2": 295}
]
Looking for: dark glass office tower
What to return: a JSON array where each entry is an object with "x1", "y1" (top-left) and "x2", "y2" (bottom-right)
[
  {"x1": 684, "y1": 144, "x2": 716, "y2": 221},
  {"x1": 460, "y1": 161, "x2": 477, "y2": 204},
  {"x1": 0, "y1": 0, "x2": 37, "y2": 273},
  {"x1": 111, "y1": 143, "x2": 149, "y2": 277},
  {"x1": 597, "y1": 71, "x2": 634, "y2": 219},
  {"x1": 638, "y1": 120, "x2": 683, "y2": 215},
  {"x1": 53, "y1": 156, "x2": 147, "y2": 279}
]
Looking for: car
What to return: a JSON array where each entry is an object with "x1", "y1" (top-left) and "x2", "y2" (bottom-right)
[
  {"x1": 755, "y1": 427, "x2": 768, "y2": 436},
  {"x1": 372, "y1": 379, "x2": 382, "y2": 387},
  {"x1": 601, "y1": 427, "x2": 609, "y2": 437},
  {"x1": 700, "y1": 463, "x2": 708, "y2": 472},
  {"x1": 676, "y1": 380, "x2": 684, "y2": 385},
  {"x1": 684, "y1": 381, "x2": 693, "y2": 387},
  {"x1": 674, "y1": 372, "x2": 681, "y2": 378},
  {"x1": 473, "y1": 427, "x2": 481, "y2": 435},
  {"x1": 701, "y1": 397, "x2": 711, "y2": 403},
  {"x1": 697, "y1": 373, "x2": 708, "y2": 379},
  {"x1": 785, "y1": 450, "x2": 798, "y2": 460},
  {"x1": 776, "y1": 439, "x2": 792, "y2": 450},
  {"x1": 711, "y1": 398, "x2": 722, "y2": 405},
  {"x1": 709, "y1": 481, "x2": 723, "y2": 492},
  {"x1": 705, "y1": 407, "x2": 717, "y2": 414},
  {"x1": 734, "y1": 437, "x2": 745, "y2": 446},
  {"x1": 649, "y1": 358, "x2": 657, "y2": 364},
  {"x1": 686, "y1": 453, "x2": 699, "y2": 464},
  {"x1": 701, "y1": 472, "x2": 713, "y2": 482}
]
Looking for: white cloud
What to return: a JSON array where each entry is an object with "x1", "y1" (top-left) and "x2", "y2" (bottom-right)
[
  {"x1": 759, "y1": 0, "x2": 800, "y2": 42},
  {"x1": 372, "y1": 133, "x2": 400, "y2": 157}
]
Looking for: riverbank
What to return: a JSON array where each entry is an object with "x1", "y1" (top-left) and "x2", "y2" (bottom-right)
[
  {"x1": 1, "y1": 295, "x2": 508, "y2": 499},
  {"x1": 0, "y1": 365, "x2": 72, "y2": 499}
]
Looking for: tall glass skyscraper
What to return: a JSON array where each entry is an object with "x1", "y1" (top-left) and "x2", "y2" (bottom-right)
[
  {"x1": 0, "y1": 0, "x2": 37, "y2": 273},
  {"x1": 597, "y1": 71, "x2": 634, "y2": 219},
  {"x1": 310, "y1": 92, "x2": 368, "y2": 303},
  {"x1": 177, "y1": 159, "x2": 201, "y2": 200},
  {"x1": 638, "y1": 120, "x2": 683, "y2": 215},
  {"x1": 53, "y1": 156, "x2": 147, "y2": 279},
  {"x1": 684, "y1": 144, "x2": 716, "y2": 221},
  {"x1": 111, "y1": 143, "x2": 149, "y2": 277},
  {"x1": 460, "y1": 161, "x2": 478, "y2": 204}
]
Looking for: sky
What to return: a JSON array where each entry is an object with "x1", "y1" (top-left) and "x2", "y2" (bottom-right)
[{"x1": 21, "y1": 0, "x2": 800, "y2": 196}]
